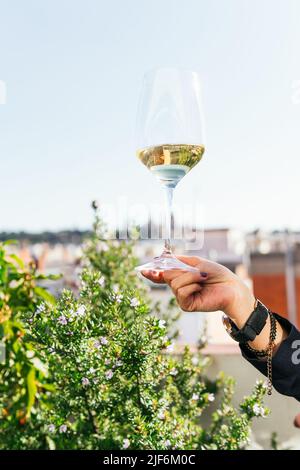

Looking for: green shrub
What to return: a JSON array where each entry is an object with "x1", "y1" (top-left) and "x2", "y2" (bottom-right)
[{"x1": 0, "y1": 209, "x2": 269, "y2": 450}]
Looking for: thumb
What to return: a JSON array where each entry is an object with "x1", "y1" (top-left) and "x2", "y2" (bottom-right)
[{"x1": 175, "y1": 255, "x2": 206, "y2": 269}]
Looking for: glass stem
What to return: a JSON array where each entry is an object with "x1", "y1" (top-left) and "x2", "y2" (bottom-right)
[{"x1": 163, "y1": 186, "x2": 174, "y2": 255}]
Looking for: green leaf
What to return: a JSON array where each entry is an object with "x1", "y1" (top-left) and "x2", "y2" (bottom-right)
[
  {"x1": 2, "y1": 239, "x2": 17, "y2": 246},
  {"x1": 8, "y1": 253, "x2": 25, "y2": 269},
  {"x1": 38, "y1": 382, "x2": 56, "y2": 392},
  {"x1": 35, "y1": 273, "x2": 62, "y2": 281},
  {"x1": 34, "y1": 286, "x2": 56, "y2": 305},
  {"x1": 46, "y1": 435, "x2": 56, "y2": 450},
  {"x1": 26, "y1": 368, "x2": 37, "y2": 417}
]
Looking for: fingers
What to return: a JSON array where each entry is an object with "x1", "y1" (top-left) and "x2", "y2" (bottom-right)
[
  {"x1": 175, "y1": 255, "x2": 206, "y2": 268},
  {"x1": 142, "y1": 268, "x2": 193, "y2": 284},
  {"x1": 163, "y1": 270, "x2": 190, "y2": 283},
  {"x1": 177, "y1": 283, "x2": 202, "y2": 311},
  {"x1": 141, "y1": 254, "x2": 209, "y2": 286},
  {"x1": 141, "y1": 270, "x2": 166, "y2": 284},
  {"x1": 165, "y1": 271, "x2": 207, "y2": 295}
]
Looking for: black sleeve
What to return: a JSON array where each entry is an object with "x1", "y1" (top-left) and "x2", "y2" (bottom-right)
[{"x1": 239, "y1": 313, "x2": 300, "y2": 401}]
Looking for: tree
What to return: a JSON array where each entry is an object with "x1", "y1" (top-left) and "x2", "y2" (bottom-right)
[{"x1": 0, "y1": 241, "x2": 57, "y2": 449}]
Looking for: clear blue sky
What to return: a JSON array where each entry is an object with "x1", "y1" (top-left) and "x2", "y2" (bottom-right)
[{"x1": 1, "y1": 0, "x2": 300, "y2": 232}]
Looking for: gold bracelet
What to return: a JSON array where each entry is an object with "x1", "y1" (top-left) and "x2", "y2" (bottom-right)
[{"x1": 245, "y1": 312, "x2": 277, "y2": 395}]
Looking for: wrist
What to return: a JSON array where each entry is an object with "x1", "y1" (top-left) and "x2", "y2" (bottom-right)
[{"x1": 224, "y1": 279, "x2": 256, "y2": 329}]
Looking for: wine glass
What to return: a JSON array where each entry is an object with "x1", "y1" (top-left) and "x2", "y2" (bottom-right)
[{"x1": 135, "y1": 67, "x2": 205, "y2": 273}]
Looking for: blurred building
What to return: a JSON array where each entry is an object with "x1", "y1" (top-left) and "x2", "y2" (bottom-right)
[{"x1": 247, "y1": 230, "x2": 300, "y2": 328}]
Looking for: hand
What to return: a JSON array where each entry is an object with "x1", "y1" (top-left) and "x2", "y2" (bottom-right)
[
  {"x1": 142, "y1": 255, "x2": 255, "y2": 328},
  {"x1": 143, "y1": 255, "x2": 288, "y2": 352}
]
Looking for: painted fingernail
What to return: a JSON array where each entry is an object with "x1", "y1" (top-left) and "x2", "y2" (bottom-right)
[{"x1": 200, "y1": 272, "x2": 208, "y2": 278}]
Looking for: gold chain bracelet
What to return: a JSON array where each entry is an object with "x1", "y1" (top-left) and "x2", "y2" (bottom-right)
[{"x1": 244, "y1": 311, "x2": 277, "y2": 395}]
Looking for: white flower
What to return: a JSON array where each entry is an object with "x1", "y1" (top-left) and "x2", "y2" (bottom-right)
[
  {"x1": 59, "y1": 424, "x2": 67, "y2": 433},
  {"x1": 75, "y1": 305, "x2": 86, "y2": 317},
  {"x1": 112, "y1": 284, "x2": 119, "y2": 293},
  {"x1": 158, "y1": 319, "x2": 166, "y2": 328},
  {"x1": 130, "y1": 298, "x2": 140, "y2": 308},
  {"x1": 122, "y1": 438, "x2": 130, "y2": 449},
  {"x1": 115, "y1": 360, "x2": 123, "y2": 367},
  {"x1": 100, "y1": 336, "x2": 108, "y2": 345},
  {"x1": 252, "y1": 403, "x2": 267, "y2": 417},
  {"x1": 115, "y1": 294, "x2": 123, "y2": 304},
  {"x1": 105, "y1": 359, "x2": 111, "y2": 365},
  {"x1": 208, "y1": 393, "x2": 215, "y2": 402},
  {"x1": 191, "y1": 357, "x2": 199, "y2": 366},
  {"x1": 36, "y1": 303, "x2": 46, "y2": 314},
  {"x1": 105, "y1": 370, "x2": 114, "y2": 380},
  {"x1": 253, "y1": 403, "x2": 261, "y2": 416},
  {"x1": 57, "y1": 315, "x2": 68, "y2": 326},
  {"x1": 93, "y1": 340, "x2": 101, "y2": 349},
  {"x1": 98, "y1": 276, "x2": 105, "y2": 287},
  {"x1": 82, "y1": 377, "x2": 90, "y2": 386},
  {"x1": 89, "y1": 367, "x2": 96, "y2": 374},
  {"x1": 164, "y1": 439, "x2": 171, "y2": 448},
  {"x1": 68, "y1": 309, "x2": 75, "y2": 319},
  {"x1": 157, "y1": 410, "x2": 165, "y2": 420},
  {"x1": 192, "y1": 393, "x2": 199, "y2": 401},
  {"x1": 170, "y1": 368, "x2": 178, "y2": 376},
  {"x1": 48, "y1": 424, "x2": 55, "y2": 433}
]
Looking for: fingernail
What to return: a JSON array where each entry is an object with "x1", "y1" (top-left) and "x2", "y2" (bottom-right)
[{"x1": 200, "y1": 272, "x2": 208, "y2": 278}]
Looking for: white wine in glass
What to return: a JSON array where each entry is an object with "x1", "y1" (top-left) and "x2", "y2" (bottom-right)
[
  {"x1": 135, "y1": 68, "x2": 205, "y2": 273},
  {"x1": 137, "y1": 144, "x2": 204, "y2": 188}
]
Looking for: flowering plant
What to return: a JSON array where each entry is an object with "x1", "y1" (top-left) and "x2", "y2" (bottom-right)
[{"x1": 0, "y1": 209, "x2": 269, "y2": 449}]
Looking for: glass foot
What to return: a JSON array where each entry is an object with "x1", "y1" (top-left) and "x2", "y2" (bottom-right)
[{"x1": 135, "y1": 253, "x2": 199, "y2": 273}]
